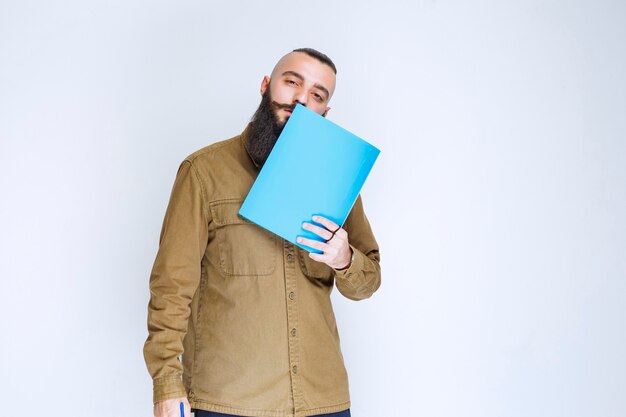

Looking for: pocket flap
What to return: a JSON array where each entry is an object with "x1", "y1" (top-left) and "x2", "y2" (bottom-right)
[{"x1": 210, "y1": 199, "x2": 252, "y2": 226}]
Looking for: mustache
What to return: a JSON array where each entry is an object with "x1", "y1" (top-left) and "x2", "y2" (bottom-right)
[{"x1": 271, "y1": 101, "x2": 296, "y2": 111}]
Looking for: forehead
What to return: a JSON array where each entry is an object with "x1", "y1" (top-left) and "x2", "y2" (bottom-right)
[{"x1": 270, "y1": 52, "x2": 336, "y2": 94}]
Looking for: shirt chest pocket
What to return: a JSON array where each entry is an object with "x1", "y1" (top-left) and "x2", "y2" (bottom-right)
[{"x1": 210, "y1": 199, "x2": 278, "y2": 277}]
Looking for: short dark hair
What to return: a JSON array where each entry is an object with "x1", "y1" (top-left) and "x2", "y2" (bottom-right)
[{"x1": 292, "y1": 48, "x2": 337, "y2": 74}]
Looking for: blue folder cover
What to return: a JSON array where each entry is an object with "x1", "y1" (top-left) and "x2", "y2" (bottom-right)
[{"x1": 239, "y1": 104, "x2": 380, "y2": 253}]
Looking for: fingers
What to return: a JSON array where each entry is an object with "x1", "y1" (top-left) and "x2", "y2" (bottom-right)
[
  {"x1": 302, "y1": 221, "x2": 334, "y2": 240},
  {"x1": 311, "y1": 215, "x2": 341, "y2": 234},
  {"x1": 298, "y1": 215, "x2": 347, "y2": 253},
  {"x1": 297, "y1": 236, "x2": 329, "y2": 252},
  {"x1": 298, "y1": 216, "x2": 352, "y2": 269},
  {"x1": 304, "y1": 215, "x2": 346, "y2": 241},
  {"x1": 308, "y1": 251, "x2": 326, "y2": 263}
]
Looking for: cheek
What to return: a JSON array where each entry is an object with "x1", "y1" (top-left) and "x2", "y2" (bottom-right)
[
  {"x1": 310, "y1": 103, "x2": 327, "y2": 115},
  {"x1": 269, "y1": 85, "x2": 292, "y2": 104}
]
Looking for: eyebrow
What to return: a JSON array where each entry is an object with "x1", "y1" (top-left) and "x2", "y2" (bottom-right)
[{"x1": 281, "y1": 70, "x2": 330, "y2": 100}]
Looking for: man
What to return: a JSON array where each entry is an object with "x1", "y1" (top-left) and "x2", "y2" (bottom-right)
[{"x1": 144, "y1": 48, "x2": 381, "y2": 417}]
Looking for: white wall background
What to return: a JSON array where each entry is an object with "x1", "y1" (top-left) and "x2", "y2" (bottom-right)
[{"x1": 1, "y1": 1, "x2": 625, "y2": 416}]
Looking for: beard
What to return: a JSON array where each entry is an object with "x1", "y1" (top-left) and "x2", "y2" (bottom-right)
[{"x1": 245, "y1": 88, "x2": 295, "y2": 167}]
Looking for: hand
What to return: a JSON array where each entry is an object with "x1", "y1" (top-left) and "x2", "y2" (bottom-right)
[
  {"x1": 154, "y1": 397, "x2": 190, "y2": 417},
  {"x1": 298, "y1": 215, "x2": 353, "y2": 270}
]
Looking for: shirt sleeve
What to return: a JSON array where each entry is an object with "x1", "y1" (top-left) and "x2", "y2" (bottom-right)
[
  {"x1": 334, "y1": 195, "x2": 381, "y2": 300},
  {"x1": 143, "y1": 160, "x2": 209, "y2": 403}
]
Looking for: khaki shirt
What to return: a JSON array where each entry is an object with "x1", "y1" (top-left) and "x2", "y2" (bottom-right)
[{"x1": 143, "y1": 126, "x2": 381, "y2": 417}]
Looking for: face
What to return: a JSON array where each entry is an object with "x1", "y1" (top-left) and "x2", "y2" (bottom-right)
[
  {"x1": 261, "y1": 52, "x2": 336, "y2": 124},
  {"x1": 246, "y1": 52, "x2": 337, "y2": 167}
]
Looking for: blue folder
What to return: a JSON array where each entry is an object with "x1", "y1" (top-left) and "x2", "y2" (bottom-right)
[{"x1": 239, "y1": 104, "x2": 380, "y2": 253}]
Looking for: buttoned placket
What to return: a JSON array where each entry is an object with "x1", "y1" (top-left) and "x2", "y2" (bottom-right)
[{"x1": 283, "y1": 240, "x2": 303, "y2": 415}]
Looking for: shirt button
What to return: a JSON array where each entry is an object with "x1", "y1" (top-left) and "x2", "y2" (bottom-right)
[
  {"x1": 291, "y1": 328, "x2": 297, "y2": 337},
  {"x1": 287, "y1": 254, "x2": 294, "y2": 262},
  {"x1": 292, "y1": 365, "x2": 298, "y2": 374},
  {"x1": 289, "y1": 292, "x2": 295, "y2": 300}
]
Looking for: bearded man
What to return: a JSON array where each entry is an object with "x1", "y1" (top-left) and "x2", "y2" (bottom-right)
[{"x1": 144, "y1": 48, "x2": 381, "y2": 417}]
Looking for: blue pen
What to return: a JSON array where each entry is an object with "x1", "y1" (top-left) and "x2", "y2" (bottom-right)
[{"x1": 179, "y1": 402, "x2": 184, "y2": 417}]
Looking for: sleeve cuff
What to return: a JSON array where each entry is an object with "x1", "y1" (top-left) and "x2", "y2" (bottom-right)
[{"x1": 153, "y1": 375, "x2": 187, "y2": 404}]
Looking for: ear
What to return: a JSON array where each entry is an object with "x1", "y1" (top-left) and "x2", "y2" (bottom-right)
[
  {"x1": 323, "y1": 106, "x2": 331, "y2": 117},
  {"x1": 260, "y1": 75, "x2": 270, "y2": 96}
]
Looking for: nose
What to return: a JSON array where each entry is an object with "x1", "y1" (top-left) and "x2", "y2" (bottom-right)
[{"x1": 293, "y1": 89, "x2": 308, "y2": 107}]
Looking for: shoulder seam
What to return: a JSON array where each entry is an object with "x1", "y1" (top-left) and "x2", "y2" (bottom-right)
[
  {"x1": 185, "y1": 135, "x2": 241, "y2": 163},
  {"x1": 185, "y1": 159, "x2": 210, "y2": 223}
]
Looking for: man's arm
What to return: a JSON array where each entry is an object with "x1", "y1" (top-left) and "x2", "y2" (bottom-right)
[
  {"x1": 297, "y1": 195, "x2": 381, "y2": 300},
  {"x1": 143, "y1": 160, "x2": 209, "y2": 404}
]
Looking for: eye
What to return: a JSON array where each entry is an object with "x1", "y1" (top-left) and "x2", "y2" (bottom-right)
[
  {"x1": 313, "y1": 92, "x2": 324, "y2": 102},
  {"x1": 286, "y1": 79, "x2": 298, "y2": 86}
]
